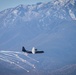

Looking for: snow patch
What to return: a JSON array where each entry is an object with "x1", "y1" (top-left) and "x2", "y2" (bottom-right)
[
  {"x1": 13, "y1": 10, "x2": 18, "y2": 15},
  {"x1": 54, "y1": 0, "x2": 69, "y2": 6},
  {"x1": 70, "y1": 0, "x2": 75, "y2": 5},
  {"x1": 69, "y1": 9, "x2": 76, "y2": 20},
  {"x1": 46, "y1": 11, "x2": 50, "y2": 16}
]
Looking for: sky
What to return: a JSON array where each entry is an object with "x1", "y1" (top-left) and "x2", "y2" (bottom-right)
[{"x1": 0, "y1": 0, "x2": 51, "y2": 11}]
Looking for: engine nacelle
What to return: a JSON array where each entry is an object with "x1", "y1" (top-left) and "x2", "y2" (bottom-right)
[{"x1": 32, "y1": 47, "x2": 37, "y2": 54}]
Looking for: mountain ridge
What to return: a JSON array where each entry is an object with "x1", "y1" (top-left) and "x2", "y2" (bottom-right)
[{"x1": 0, "y1": 0, "x2": 76, "y2": 50}]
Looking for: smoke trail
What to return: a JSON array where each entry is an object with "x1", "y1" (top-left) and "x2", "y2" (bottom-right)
[
  {"x1": 15, "y1": 54, "x2": 35, "y2": 68},
  {"x1": 0, "y1": 57, "x2": 29, "y2": 72},
  {"x1": 25, "y1": 54, "x2": 39, "y2": 63},
  {"x1": 0, "y1": 50, "x2": 39, "y2": 63},
  {"x1": 0, "y1": 50, "x2": 39, "y2": 72}
]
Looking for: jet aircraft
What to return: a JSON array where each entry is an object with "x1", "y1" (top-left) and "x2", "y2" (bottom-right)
[{"x1": 22, "y1": 47, "x2": 44, "y2": 54}]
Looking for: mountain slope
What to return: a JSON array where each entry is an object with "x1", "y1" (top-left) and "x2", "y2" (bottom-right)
[{"x1": 0, "y1": 0, "x2": 76, "y2": 50}]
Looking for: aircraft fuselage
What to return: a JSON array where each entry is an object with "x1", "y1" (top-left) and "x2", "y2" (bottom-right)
[{"x1": 22, "y1": 47, "x2": 44, "y2": 54}]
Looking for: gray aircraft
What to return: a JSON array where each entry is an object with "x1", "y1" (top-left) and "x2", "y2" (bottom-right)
[{"x1": 22, "y1": 47, "x2": 44, "y2": 54}]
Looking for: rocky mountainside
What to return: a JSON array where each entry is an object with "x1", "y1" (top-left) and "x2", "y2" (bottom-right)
[{"x1": 0, "y1": 0, "x2": 76, "y2": 50}]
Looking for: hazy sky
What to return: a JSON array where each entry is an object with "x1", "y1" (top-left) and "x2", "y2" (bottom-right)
[{"x1": 0, "y1": 0, "x2": 51, "y2": 11}]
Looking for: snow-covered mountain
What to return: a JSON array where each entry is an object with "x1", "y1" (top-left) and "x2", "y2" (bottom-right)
[
  {"x1": 0, "y1": 0, "x2": 76, "y2": 27},
  {"x1": 0, "y1": 0, "x2": 76, "y2": 75},
  {"x1": 0, "y1": 0, "x2": 76, "y2": 49}
]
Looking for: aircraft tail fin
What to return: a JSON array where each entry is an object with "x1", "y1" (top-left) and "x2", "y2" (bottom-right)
[{"x1": 22, "y1": 46, "x2": 26, "y2": 52}]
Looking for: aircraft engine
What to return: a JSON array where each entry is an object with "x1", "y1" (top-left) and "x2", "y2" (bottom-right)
[{"x1": 32, "y1": 47, "x2": 36, "y2": 54}]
